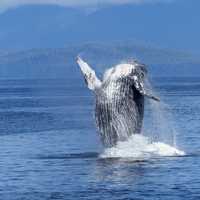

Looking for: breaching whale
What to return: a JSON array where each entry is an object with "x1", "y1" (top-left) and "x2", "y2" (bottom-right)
[{"x1": 77, "y1": 57, "x2": 159, "y2": 147}]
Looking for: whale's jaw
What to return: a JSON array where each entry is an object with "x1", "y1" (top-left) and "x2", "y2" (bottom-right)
[{"x1": 95, "y1": 77, "x2": 144, "y2": 147}]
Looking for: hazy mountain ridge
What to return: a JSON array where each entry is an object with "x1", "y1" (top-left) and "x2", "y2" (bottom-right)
[{"x1": 0, "y1": 43, "x2": 199, "y2": 79}]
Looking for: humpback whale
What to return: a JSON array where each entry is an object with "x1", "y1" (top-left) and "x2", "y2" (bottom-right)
[{"x1": 77, "y1": 57, "x2": 159, "y2": 147}]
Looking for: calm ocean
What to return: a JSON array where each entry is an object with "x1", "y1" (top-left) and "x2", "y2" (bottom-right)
[{"x1": 0, "y1": 77, "x2": 199, "y2": 200}]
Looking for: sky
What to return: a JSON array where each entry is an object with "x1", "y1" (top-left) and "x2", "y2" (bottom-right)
[
  {"x1": 0, "y1": 0, "x2": 200, "y2": 52},
  {"x1": 0, "y1": 0, "x2": 172, "y2": 12}
]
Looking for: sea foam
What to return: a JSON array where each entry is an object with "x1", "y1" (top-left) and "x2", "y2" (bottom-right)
[{"x1": 100, "y1": 134, "x2": 185, "y2": 159}]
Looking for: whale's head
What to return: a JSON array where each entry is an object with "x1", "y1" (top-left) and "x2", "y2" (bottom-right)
[
  {"x1": 77, "y1": 57, "x2": 159, "y2": 102},
  {"x1": 102, "y1": 61, "x2": 147, "y2": 93},
  {"x1": 103, "y1": 60, "x2": 146, "y2": 82}
]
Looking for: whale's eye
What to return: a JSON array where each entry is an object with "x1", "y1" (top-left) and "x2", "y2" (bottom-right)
[
  {"x1": 140, "y1": 71, "x2": 145, "y2": 79},
  {"x1": 138, "y1": 65, "x2": 147, "y2": 79},
  {"x1": 140, "y1": 65, "x2": 148, "y2": 74}
]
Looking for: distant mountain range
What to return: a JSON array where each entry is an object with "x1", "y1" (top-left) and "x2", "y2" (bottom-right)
[
  {"x1": 0, "y1": 43, "x2": 199, "y2": 79},
  {"x1": 0, "y1": 1, "x2": 200, "y2": 79},
  {"x1": 0, "y1": 1, "x2": 200, "y2": 51}
]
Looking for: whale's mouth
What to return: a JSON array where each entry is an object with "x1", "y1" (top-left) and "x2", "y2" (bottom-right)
[{"x1": 100, "y1": 134, "x2": 185, "y2": 159}]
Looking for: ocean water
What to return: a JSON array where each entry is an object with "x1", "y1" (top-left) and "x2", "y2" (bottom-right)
[{"x1": 0, "y1": 77, "x2": 200, "y2": 200}]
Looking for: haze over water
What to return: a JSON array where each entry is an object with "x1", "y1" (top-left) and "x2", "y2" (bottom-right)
[{"x1": 0, "y1": 77, "x2": 199, "y2": 200}]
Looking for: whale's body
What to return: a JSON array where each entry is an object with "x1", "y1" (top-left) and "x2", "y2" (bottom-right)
[
  {"x1": 95, "y1": 65, "x2": 144, "y2": 146},
  {"x1": 77, "y1": 57, "x2": 159, "y2": 147}
]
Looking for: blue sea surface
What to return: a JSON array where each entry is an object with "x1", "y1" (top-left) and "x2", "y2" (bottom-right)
[{"x1": 0, "y1": 77, "x2": 200, "y2": 200}]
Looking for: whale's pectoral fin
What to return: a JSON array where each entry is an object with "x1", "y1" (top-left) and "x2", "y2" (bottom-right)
[
  {"x1": 76, "y1": 56, "x2": 102, "y2": 91},
  {"x1": 144, "y1": 93, "x2": 160, "y2": 102},
  {"x1": 133, "y1": 76, "x2": 160, "y2": 102}
]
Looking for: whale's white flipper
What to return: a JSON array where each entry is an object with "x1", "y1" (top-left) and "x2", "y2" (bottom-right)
[
  {"x1": 76, "y1": 56, "x2": 101, "y2": 91},
  {"x1": 132, "y1": 75, "x2": 160, "y2": 102}
]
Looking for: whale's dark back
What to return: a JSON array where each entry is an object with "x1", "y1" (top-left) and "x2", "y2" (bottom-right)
[{"x1": 95, "y1": 76, "x2": 144, "y2": 147}]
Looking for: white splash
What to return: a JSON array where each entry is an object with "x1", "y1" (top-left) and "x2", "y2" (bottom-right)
[
  {"x1": 100, "y1": 134, "x2": 185, "y2": 159},
  {"x1": 99, "y1": 77, "x2": 186, "y2": 159}
]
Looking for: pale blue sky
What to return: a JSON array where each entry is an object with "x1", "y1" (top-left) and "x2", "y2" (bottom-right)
[{"x1": 0, "y1": 0, "x2": 199, "y2": 51}]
